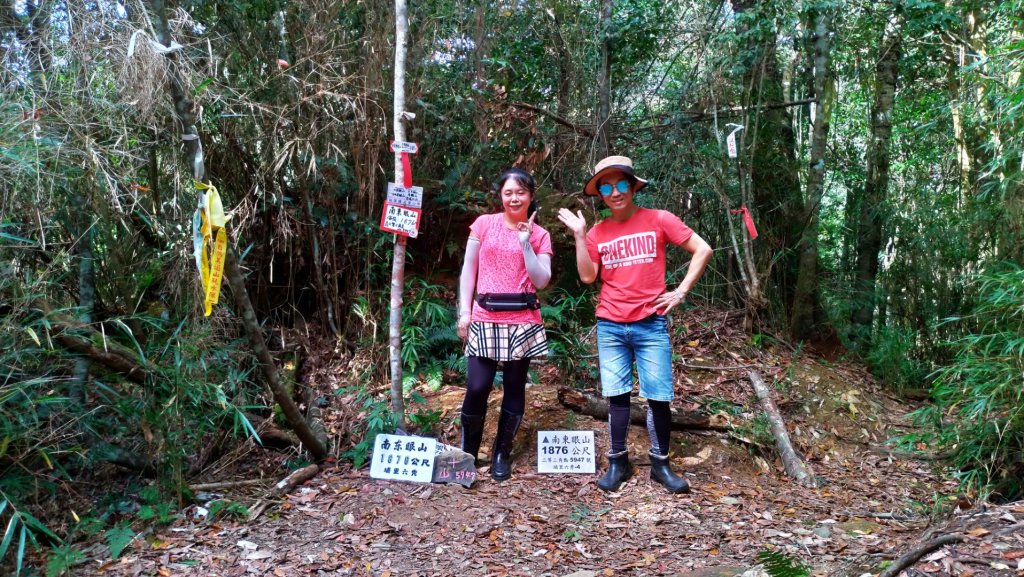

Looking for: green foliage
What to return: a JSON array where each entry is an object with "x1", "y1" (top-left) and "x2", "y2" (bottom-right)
[
  {"x1": 0, "y1": 499, "x2": 59, "y2": 576},
  {"x1": 104, "y1": 523, "x2": 135, "y2": 561},
  {"x1": 542, "y1": 288, "x2": 599, "y2": 388},
  {"x1": 339, "y1": 384, "x2": 396, "y2": 469},
  {"x1": 136, "y1": 487, "x2": 177, "y2": 525},
  {"x1": 406, "y1": 391, "x2": 443, "y2": 435},
  {"x1": 206, "y1": 500, "x2": 249, "y2": 521},
  {"x1": 400, "y1": 278, "x2": 463, "y2": 393},
  {"x1": 903, "y1": 266, "x2": 1024, "y2": 501},
  {"x1": 865, "y1": 325, "x2": 929, "y2": 390},
  {"x1": 702, "y1": 397, "x2": 742, "y2": 416},
  {"x1": 563, "y1": 503, "x2": 610, "y2": 542},
  {"x1": 45, "y1": 543, "x2": 84, "y2": 577},
  {"x1": 757, "y1": 550, "x2": 811, "y2": 577}
]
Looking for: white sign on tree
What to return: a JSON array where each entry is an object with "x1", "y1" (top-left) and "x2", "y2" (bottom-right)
[
  {"x1": 379, "y1": 203, "x2": 421, "y2": 238},
  {"x1": 386, "y1": 182, "x2": 424, "y2": 209}
]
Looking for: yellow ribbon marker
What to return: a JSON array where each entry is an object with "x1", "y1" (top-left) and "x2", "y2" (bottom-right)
[{"x1": 194, "y1": 181, "x2": 228, "y2": 316}]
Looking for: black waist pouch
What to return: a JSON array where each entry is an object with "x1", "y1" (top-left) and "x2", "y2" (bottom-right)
[{"x1": 475, "y1": 292, "x2": 540, "y2": 312}]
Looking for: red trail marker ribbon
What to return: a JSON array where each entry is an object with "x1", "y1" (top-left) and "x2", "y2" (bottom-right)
[
  {"x1": 390, "y1": 141, "x2": 419, "y2": 188},
  {"x1": 730, "y1": 204, "x2": 758, "y2": 240}
]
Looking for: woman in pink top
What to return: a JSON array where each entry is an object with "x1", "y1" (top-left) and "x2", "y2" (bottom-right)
[{"x1": 457, "y1": 168, "x2": 553, "y2": 481}]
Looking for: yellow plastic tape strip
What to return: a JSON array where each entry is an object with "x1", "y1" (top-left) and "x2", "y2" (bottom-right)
[
  {"x1": 196, "y1": 181, "x2": 226, "y2": 228},
  {"x1": 204, "y1": 227, "x2": 227, "y2": 316},
  {"x1": 195, "y1": 180, "x2": 228, "y2": 316}
]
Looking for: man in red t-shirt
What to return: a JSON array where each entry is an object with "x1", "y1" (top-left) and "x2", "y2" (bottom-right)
[{"x1": 558, "y1": 156, "x2": 713, "y2": 493}]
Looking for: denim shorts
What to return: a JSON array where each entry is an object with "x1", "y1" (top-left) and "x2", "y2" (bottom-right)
[{"x1": 595, "y1": 314, "x2": 674, "y2": 402}]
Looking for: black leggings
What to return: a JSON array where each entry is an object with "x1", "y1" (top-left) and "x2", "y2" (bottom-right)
[
  {"x1": 461, "y1": 357, "x2": 531, "y2": 416},
  {"x1": 608, "y1": 393, "x2": 672, "y2": 455}
]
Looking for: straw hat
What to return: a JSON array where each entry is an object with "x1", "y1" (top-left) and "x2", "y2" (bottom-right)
[{"x1": 583, "y1": 155, "x2": 649, "y2": 196}]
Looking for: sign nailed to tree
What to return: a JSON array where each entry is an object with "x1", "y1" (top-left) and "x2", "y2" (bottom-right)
[
  {"x1": 386, "y1": 183, "x2": 423, "y2": 209},
  {"x1": 380, "y1": 202, "x2": 421, "y2": 238}
]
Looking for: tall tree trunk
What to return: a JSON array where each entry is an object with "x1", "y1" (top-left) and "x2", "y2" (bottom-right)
[
  {"x1": 732, "y1": 0, "x2": 803, "y2": 329},
  {"x1": 595, "y1": 0, "x2": 613, "y2": 157},
  {"x1": 551, "y1": 2, "x2": 572, "y2": 193},
  {"x1": 472, "y1": 1, "x2": 489, "y2": 146},
  {"x1": 850, "y1": 25, "x2": 900, "y2": 349},
  {"x1": 72, "y1": 204, "x2": 95, "y2": 405},
  {"x1": 790, "y1": 6, "x2": 835, "y2": 340},
  {"x1": 148, "y1": 0, "x2": 326, "y2": 461},
  {"x1": 389, "y1": 0, "x2": 410, "y2": 430}
]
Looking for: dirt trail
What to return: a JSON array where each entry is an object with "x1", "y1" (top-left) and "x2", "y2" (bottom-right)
[{"x1": 72, "y1": 309, "x2": 1024, "y2": 576}]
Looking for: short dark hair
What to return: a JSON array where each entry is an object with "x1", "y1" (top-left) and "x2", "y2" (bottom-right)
[
  {"x1": 495, "y1": 167, "x2": 536, "y2": 196},
  {"x1": 496, "y1": 167, "x2": 539, "y2": 220}
]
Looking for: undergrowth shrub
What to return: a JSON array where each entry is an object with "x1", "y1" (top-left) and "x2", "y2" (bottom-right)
[
  {"x1": 542, "y1": 288, "x2": 599, "y2": 389},
  {"x1": 903, "y1": 265, "x2": 1024, "y2": 501},
  {"x1": 0, "y1": 269, "x2": 271, "y2": 572},
  {"x1": 866, "y1": 324, "x2": 929, "y2": 391}
]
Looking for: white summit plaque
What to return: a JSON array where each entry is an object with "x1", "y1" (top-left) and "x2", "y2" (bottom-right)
[{"x1": 537, "y1": 430, "x2": 596, "y2": 474}]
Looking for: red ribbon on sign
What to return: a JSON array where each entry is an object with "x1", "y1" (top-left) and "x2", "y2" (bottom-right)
[
  {"x1": 401, "y1": 153, "x2": 412, "y2": 188},
  {"x1": 730, "y1": 205, "x2": 759, "y2": 240}
]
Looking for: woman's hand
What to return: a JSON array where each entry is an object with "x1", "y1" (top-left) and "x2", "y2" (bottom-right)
[
  {"x1": 457, "y1": 313, "x2": 471, "y2": 340},
  {"x1": 557, "y1": 208, "x2": 588, "y2": 238},
  {"x1": 517, "y1": 210, "x2": 538, "y2": 244}
]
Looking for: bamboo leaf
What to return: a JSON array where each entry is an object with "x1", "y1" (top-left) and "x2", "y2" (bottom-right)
[
  {"x1": 16, "y1": 524, "x2": 26, "y2": 576},
  {"x1": 0, "y1": 514, "x2": 20, "y2": 564}
]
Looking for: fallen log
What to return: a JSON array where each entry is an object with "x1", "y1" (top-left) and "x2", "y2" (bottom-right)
[
  {"x1": 557, "y1": 388, "x2": 735, "y2": 431},
  {"x1": 190, "y1": 479, "x2": 268, "y2": 491},
  {"x1": 34, "y1": 300, "x2": 154, "y2": 384},
  {"x1": 269, "y1": 464, "x2": 321, "y2": 497},
  {"x1": 748, "y1": 370, "x2": 817, "y2": 487}
]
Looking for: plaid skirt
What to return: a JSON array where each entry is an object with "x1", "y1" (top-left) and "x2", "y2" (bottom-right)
[{"x1": 465, "y1": 322, "x2": 549, "y2": 361}]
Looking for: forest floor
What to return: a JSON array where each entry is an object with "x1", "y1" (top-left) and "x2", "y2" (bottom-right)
[{"x1": 69, "y1": 308, "x2": 1024, "y2": 577}]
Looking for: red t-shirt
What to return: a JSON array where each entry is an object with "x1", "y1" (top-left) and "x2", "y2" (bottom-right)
[
  {"x1": 585, "y1": 208, "x2": 694, "y2": 322},
  {"x1": 470, "y1": 213, "x2": 553, "y2": 324}
]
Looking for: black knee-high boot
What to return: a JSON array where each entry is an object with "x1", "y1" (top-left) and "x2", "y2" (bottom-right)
[
  {"x1": 460, "y1": 412, "x2": 486, "y2": 460},
  {"x1": 490, "y1": 410, "x2": 522, "y2": 481}
]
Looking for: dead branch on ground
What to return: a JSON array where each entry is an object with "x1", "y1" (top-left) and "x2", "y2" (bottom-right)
[
  {"x1": 748, "y1": 370, "x2": 817, "y2": 487},
  {"x1": 878, "y1": 534, "x2": 963, "y2": 577}
]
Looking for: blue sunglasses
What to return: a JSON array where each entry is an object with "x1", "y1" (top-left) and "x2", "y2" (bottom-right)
[{"x1": 598, "y1": 180, "x2": 631, "y2": 196}]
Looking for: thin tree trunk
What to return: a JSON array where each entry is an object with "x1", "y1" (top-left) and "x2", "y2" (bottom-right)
[
  {"x1": 595, "y1": 0, "x2": 613, "y2": 157},
  {"x1": 389, "y1": 0, "x2": 410, "y2": 429},
  {"x1": 55, "y1": 330, "x2": 151, "y2": 384},
  {"x1": 850, "y1": 26, "x2": 900, "y2": 349},
  {"x1": 148, "y1": 0, "x2": 326, "y2": 461},
  {"x1": 298, "y1": 168, "x2": 339, "y2": 336},
  {"x1": 552, "y1": 4, "x2": 572, "y2": 193},
  {"x1": 223, "y1": 249, "x2": 327, "y2": 460},
  {"x1": 790, "y1": 6, "x2": 834, "y2": 339},
  {"x1": 748, "y1": 370, "x2": 816, "y2": 487},
  {"x1": 472, "y1": 1, "x2": 488, "y2": 146}
]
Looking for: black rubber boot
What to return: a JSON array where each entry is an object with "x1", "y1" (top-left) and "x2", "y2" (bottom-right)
[
  {"x1": 596, "y1": 450, "x2": 634, "y2": 492},
  {"x1": 649, "y1": 449, "x2": 690, "y2": 494},
  {"x1": 490, "y1": 410, "x2": 522, "y2": 481},
  {"x1": 460, "y1": 412, "x2": 486, "y2": 460}
]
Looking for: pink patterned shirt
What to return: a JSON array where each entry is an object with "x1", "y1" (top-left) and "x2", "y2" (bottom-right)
[{"x1": 469, "y1": 213, "x2": 553, "y2": 325}]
